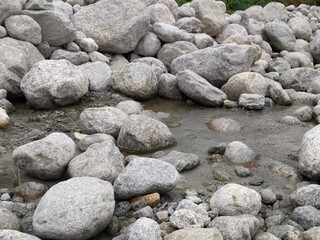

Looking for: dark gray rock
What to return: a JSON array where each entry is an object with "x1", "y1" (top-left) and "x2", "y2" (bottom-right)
[
  {"x1": 0, "y1": 207, "x2": 21, "y2": 231},
  {"x1": 292, "y1": 206, "x2": 320, "y2": 230}
]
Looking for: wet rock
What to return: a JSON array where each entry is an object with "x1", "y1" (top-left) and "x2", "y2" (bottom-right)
[
  {"x1": 33, "y1": 177, "x2": 115, "y2": 240},
  {"x1": 134, "y1": 32, "x2": 161, "y2": 57},
  {"x1": 210, "y1": 183, "x2": 261, "y2": 216},
  {"x1": 208, "y1": 214, "x2": 260, "y2": 240},
  {"x1": 235, "y1": 166, "x2": 251, "y2": 177},
  {"x1": 152, "y1": 22, "x2": 194, "y2": 43},
  {"x1": 114, "y1": 157, "x2": 179, "y2": 200},
  {"x1": 117, "y1": 114, "x2": 175, "y2": 152},
  {"x1": 290, "y1": 184, "x2": 320, "y2": 208},
  {"x1": 294, "y1": 106, "x2": 313, "y2": 122},
  {"x1": 164, "y1": 228, "x2": 223, "y2": 240},
  {"x1": 0, "y1": 207, "x2": 21, "y2": 230},
  {"x1": 112, "y1": 62, "x2": 158, "y2": 100},
  {"x1": 208, "y1": 118, "x2": 241, "y2": 132},
  {"x1": 4, "y1": 15, "x2": 41, "y2": 45},
  {"x1": 239, "y1": 93, "x2": 265, "y2": 110},
  {"x1": 224, "y1": 141, "x2": 255, "y2": 164},
  {"x1": 283, "y1": 52, "x2": 313, "y2": 69},
  {"x1": 171, "y1": 44, "x2": 256, "y2": 88},
  {"x1": 255, "y1": 232, "x2": 280, "y2": 240},
  {"x1": 78, "y1": 133, "x2": 115, "y2": 151},
  {"x1": 120, "y1": 218, "x2": 161, "y2": 240},
  {"x1": 176, "y1": 70, "x2": 227, "y2": 107},
  {"x1": 158, "y1": 73, "x2": 183, "y2": 100},
  {"x1": 170, "y1": 209, "x2": 210, "y2": 228},
  {"x1": 259, "y1": 189, "x2": 277, "y2": 205},
  {"x1": 160, "y1": 151, "x2": 199, "y2": 172},
  {"x1": 50, "y1": 50, "x2": 89, "y2": 65},
  {"x1": 80, "y1": 107, "x2": 127, "y2": 137},
  {"x1": 12, "y1": 133, "x2": 76, "y2": 180},
  {"x1": 68, "y1": 141, "x2": 124, "y2": 183},
  {"x1": 0, "y1": 0, "x2": 22, "y2": 25},
  {"x1": 72, "y1": 0, "x2": 149, "y2": 53},
  {"x1": 148, "y1": 3, "x2": 175, "y2": 25},
  {"x1": 0, "y1": 108, "x2": 10, "y2": 129},
  {"x1": 192, "y1": 33, "x2": 214, "y2": 49},
  {"x1": 213, "y1": 167, "x2": 232, "y2": 181},
  {"x1": 0, "y1": 230, "x2": 41, "y2": 240},
  {"x1": 267, "y1": 225, "x2": 295, "y2": 239},
  {"x1": 292, "y1": 206, "x2": 320, "y2": 230},
  {"x1": 116, "y1": 100, "x2": 143, "y2": 115},
  {"x1": 14, "y1": 182, "x2": 48, "y2": 200},
  {"x1": 302, "y1": 227, "x2": 320, "y2": 239}
]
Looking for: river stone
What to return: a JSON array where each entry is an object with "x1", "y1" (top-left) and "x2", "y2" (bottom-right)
[
  {"x1": 68, "y1": 141, "x2": 124, "y2": 183},
  {"x1": 20, "y1": 59, "x2": 88, "y2": 109},
  {"x1": 176, "y1": 70, "x2": 227, "y2": 107},
  {"x1": 299, "y1": 125, "x2": 320, "y2": 180},
  {"x1": 216, "y1": 24, "x2": 248, "y2": 44},
  {"x1": 164, "y1": 228, "x2": 223, "y2": 240},
  {"x1": 288, "y1": 17, "x2": 312, "y2": 41},
  {"x1": 112, "y1": 62, "x2": 158, "y2": 100},
  {"x1": 152, "y1": 22, "x2": 194, "y2": 43},
  {"x1": 0, "y1": 230, "x2": 41, "y2": 240},
  {"x1": 78, "y1": 38, "x2": 98, "y2": 53},
  {"x1": 4, "y1": 15, "x2": 41, "y2": 45},
  {"x1": 208, "y1": 118, "x2": 241, "y2": 132},
  {"x1": 267, "y1": 225, "x2": 295, "y2": 239},
  {"x1": 193, "y1": 33, "x2": 214, "y2": 49},
  {"x1": 22, "y1": 10, "x2": 76, "y2": 46},
  {"x1": 239, "y1": 93, "x2": 265, "y2": 110},
  {"x1": 134, "y1": 32, "x2": 161, "y2": 57},
  {"x1": 171, "y1": 44, "x2": 256, "y2": 88},
  {"x1": 0, "y1": 207, "x2": 21, "y2": 230},
  {"x1": 261, "y1": 2, "x2": 288, "y2": 22},
  {"x1": 33, "y1": 177, "x2": 115, "y2": 240},
  {"x1": 267, "y1": 58, "x2": 291, "y2": 73},
  {"x1": 78, "y1": 133, "x2": 115, "y2": 151},
  {"x1": 116, "y1": 100, "x2": 143, "y2": 115},
  {"x1": 0, "y1": 99, "x2": 14, "y2": 114},
  {"x1": 133, "y1": 57, "x2": 168, "y2": 79},
  {"x1": 224, "y1": 141, "x2": 255, "y2": 164},
  {"x1": 290, "y1": 184, "x2": 320, "y2": 208},
  {"x1": 259, "y1": 189, "x2": 277, "y2": 205},
  {"x1": 208, "y1": 215, "x2": 260, "y2": 240},
  {"x1": 310, "y1": 34, "x2": 320, "y2": 64},
  {"x1": 78, "y1": 61, "x2": 112, "y2": 92},
  {"x1": 210, "y1": 183, "x2": 261, "y2": 216},
  {"x1": 302, "y1": 227, "x2": 320, "y2": 239},
  {"x1": 148, "y1": 3, "x2": 175, "y2": 25},
  {"x1": 255, "y1": 232, "x2": 280, "y2": 240},
  {"x1": 158, "y1": 73, "x2": 183, "y2": 100},
  {"x1": 25, "y1": 0, "x2": 54, "y2": 10},
  {"x1": 294, "y1": 106, "x2": 314, "y2": 122},
  {"x1": 170, "y1": 209, "x2": 210, "y2": 228},
  {"x1": 12, "y1": 133, "x2": 76, "y2": 180},
  {"x1": 79, "y1": 107, "x2": 127, "y2": 137},
  {"x1": 0, "y1": 108, "x2": 10, "y2": 129},
  {"x1": 72, "y1": 0, "x2": 149, "y2": 53},
  {"x1": 175, "y1": 17, "x2": 201, "y2": 33},
  {"x1": 160, "y1": 151, "x2": 199, "y2": 172},
  {"x1": 14, "y1": 182, "x2": 48, "y2": 200},
  {"x1": 117, "y1": 114, "x2": 175, "y2": 152},
  {"x1": 121, "y1": 217, "x2": 161, "y2": 240},
  {"x1": 292, "y1": 206, "x2": 320, "y2": 230},
  {"x1": 0, "y1": 0, "x2": 22, "y2": 25},
  {"x1": 50, "y1": 50, "x2": 89, "y2": 65},
  {"x1": 283, "y1": 52, "x2": 313, "y2": 69},
  {"x1": 190, "y1": 0, "x2": 227, "y2": 36},
  {"x1": 157, "y1": 41, "x2": 198, "y2": 70}
]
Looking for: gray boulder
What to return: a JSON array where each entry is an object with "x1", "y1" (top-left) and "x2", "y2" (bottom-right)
[
  {"x1": 255, "y1": 232, "x2": 280, "y2": 240},
  {"x1": 0, "y1": 230, "x2": 41, "y2": 240},
  {"x1": 78, "y1": 133, "x2": 115, "y2": 151},
  {"x1": 210, "y1": 183, "x2": 261, "y2": 216},
  {"x1": 224, "y1": 141, "x2": 255, "y2": 164},
  {"x1": 50, "y1": 50, "x2": 89, "y2": 65},
  {"x1": 116, "y1": 100, "x2": 144, "y2": 115},
  {"x1": 261, "y1": 2, "x2": 288, "y2": 22},
  {"x1": 267, "y1": 225, "x2": 294, "y2": 239},
  {"x1": 239, "y1": 93, "x2": 265, "y2": 110},
  {"x1": 148, "y1": 3, "x2": 175, "y2": 25},
  {"x1": 72, "y1": 0, "x2": 150, "y2": 53},
  {"x1": 0, "y1": 26, "x2": 7, "y2": 38},
  {"x1": 310, "y1": 34, "x2": 320, "y2": 64},
  {"x1": 113, "y1": 157, "x2": 179, "y2": 200},
  {"x1": 208, "y1": 118, "x2": 241, "y2": 132},
  {"x1": 117, "y1": 114, "x2": 176, "y2": 152},
  {"x1": 171, "y1": 44, "x2": 256, "y2": 88},
  {"x1": 294, "y1": 106, "x2": 314, "y2": 122},
  {"x1": 292, "y1": 206, "x2": 320, "y2": 230},
  {"x1": 287, "y1": 17, "x2": 312, "y2": 41},
  {"x1": 121, "y1": 218, "x2": 161, "y2": 240},
  {"x1": 33, "y1": 177, "x2": 115, "y2": 240},
  {"x1": 283, "y1": 52, "x2": 313, "y2": 69},
  {"x1": 134, "y1": 32, "x2": 161, "y2": 57},
  {"x1": 170, "y1": 209, "x2": 210, "y2": 228},
  {"x1": 175, "y1": 17, "x2": 201, "y2": 33},
  {"x1": 176, "y1": 70, "x2": 227, "y2": 106},
  {"x1": 192, "y1": 33, "x2": 214, "y2": 49},
  {"x1": 79, "y1": 107, "x2": 127, "y2": 137},
  {"x1": 26, "y1": 0, "x2": 54, "y2": 10},
  {"x1": 152, "y1": 22, "x2": 194, "y2": 43},
  {"x1": 216, "y1": 24, "x2": 248, "y2": 44},
  {"x1": 12, "y1": 133, "x2": 76, "y2": 180},
  {"x1": 0, "y1": 62, "x2": 22, "y2": 99},
  {"x1": 158, "y1": 73, "x2": 183, "y2": 100},
  {"x1": 20, "y1": 59, "x2": 88, "y2": 109},
  {"x1": 267, "y1": 58, "x2": 291, "y2": 73},
  {"x1": 290, "y1": 184, "x2": 320, "y2": 208},
  {"x1": 4, "y1": 15, "x2": 41, "y2": 45},
  {"x1": 0, "y1": 207, "x2": 21, "y2": 230},
  {"x1": 68, "y1": 141, "x2": 124, "y2": 183},
  {"x1": 78, "y1": 38, "x2": 98, "y2": 53},
  {"x1": 160, "y1": 151, "x2": 199, "y2": 172},
  {"x1": 164, "y1": 228, "x2": 223, "y2": 240},
  {"x1": 0, "y1": 0, "x2": 22, "y2": 25},
  {"x1": 302, "y1": 227, "x2": 320, "y2": 240}
]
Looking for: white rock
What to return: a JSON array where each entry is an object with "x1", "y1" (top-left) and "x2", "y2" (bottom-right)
[
  {"x1": 224, "y1": 141, "x2": 255, "y2": 164},
  {"x1": 152, "y1": 22, "x2": 194, "y2": 43}
]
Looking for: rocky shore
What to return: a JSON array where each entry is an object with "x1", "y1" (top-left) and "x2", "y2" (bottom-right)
[{"x1": 1, "y1": 0, "x2": 320, "y2": 239}]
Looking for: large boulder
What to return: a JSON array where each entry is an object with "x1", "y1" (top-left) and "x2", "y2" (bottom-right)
[
  {"x1": 299, "y1": 125, "x2": 320, "y2": 180},
  {"x1": 22, "y1": 10, "x2": 76, "y2": 46},
  {"x1": 290, "y1": 184, "x2": 320, "y2": 208},
  {"x1": 113, "y1": 157, "x2": 179, "y2": 200},
  {"x1": 117, "y1": 114, "x2": 176, "y2": 152},
  {"x1": 20, "y1": 60, "x2": 88, "y2": 109},
  {"x1": 171, "y1": 44, "x2": 256, "y2": 88},
  {"x1": 176, "y1": 70, "x2": 227, "y2": 107},
  {"x1": 68, "y1": 141, "x2": 124, "y2": 183},
  {"x1": 12, "y1": 133, "x2": 76, "y2": 180},
  {"x1": 33, "y1": 177, "x2": 115, "y2": 240},
  {"x1": 72, "y1": 0, "x2": 150, "y2": 53},
  {"x1": 0, "y1": 230, "x2": 41, "y2": 240},
  {"x1": 164, "y1": 228, "x2": 223, "y2": 240},
  {"x1": 0, "y1": 0, "x2": 22, "y2": 25}
]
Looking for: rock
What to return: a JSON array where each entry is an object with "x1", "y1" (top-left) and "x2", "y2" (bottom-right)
[
  {"x1": 113, "y1": 157, "x2": 179, "y2": 200},
  {"x1": 0, "y1": 89, "x2": 7, "y2": 100},
  {"x1": 208, "y1": 215, "x2": 260, "y2": 240},
  {"x1": 210, "y1": 183, "x2": 261, "y2": 216},
  {"x1": 259, "y1": 189, "x2": 277, "y2": 205},
  {"x1": 12, "y1": 133, "x2": 76, "y2": 180},
  {"x1": 156, "y1": 211, "x2": 169, "y2": 222},
  {"x1": 131, "y1": 193, "x2": 160, "y2": 207},
  {"x1": 4, "y1": 15, "x2": 41, "y2": 45},
  {"x1": 170, "y1": 209, "x2": 210, "y2": 228},
  {"x1": 177, "y1": 5, "x2": 195, "y2": 18},
  {"x1": 171, "y1": 44, "x2": 256, "y2": 88},
  {"x1": 271, "y1": 163, "x2": 300, "y2": 181},
  {"x1": 299, "y1": 125, "x2": 320, "y2": 180},
  {"x1": 279, "y1": 68, "x2": 320, "y2": 92},
  {"x1": 152, "y1": 22, "x2": 194, "y2": 43},
  {"x1": 33, "y1": 177, "x2": 115, "y2": 240},
  {"x1": 50, "y1": 49, "x2": 89, "y2": 65},
  {"x1": 79, "y1": 107, "x2": 127, "y2": 137},
  {"x1": 239, "y1": 93, "x2": 265, "y2": 110},
  {"x1": 158, "y1": 73, "x2": 183, "y2": 100},
  {"x1": 235, "y1": 166, "x2": 251, "y2": 177},
  {"x1": 22, "y1": 10, "x2": 76, "y2": 46},
  {"x1": 208, "y1": 118, "x2": 241, "y2": 132},
  {"x1": 265, "y1": 21, "x2": 296, "y2": 52},
  {"x1": 37, "y1": 41, "x2": 51, "y2": 59},
  {"x1": 78, "y1": 133, "x2": 115, "y2": 151},
  {"x1": 290, "y1": 184, "x2": 320, "y2": 208},
  {"x1": 0, "y1": 0, "x2": 22, "y2": 25},
  {"x1": 148, "y1": 3, "x2": 175, "y2": 25},
  {"x1": 288, "y1": 17, "x2": 312, "y2": 41},
  {"x1": 176, "y1": 70, "x2": 227, "y2": 107},
  {"x1": 120, "y1": 218, "x2": 161, "y2": 240},
  {"x1": 117, "y1": 114, "x2": 175, "y2": 152},
  {"x1": 190, "y1": 0, "x2": 227, "y2": 36},
  {"x1": 164, "y1": 228, "x2": 223, "y2": 240},
  {"x1": 192, "y1": 33, "x2": 214, "y2": 49},
  {"x1": 0, "y1": 207, "x2": 21, "y2": 230},
  {"x1": 0, "y1": 230, "x2": 41, "y2": 240},
  {"x1": 261, "y1": 2, "x2": 288, "y2": 22},
  {"x1": 133, "y1": 206, "x2": 153, "y2": 219},
  {"x1": 0, "y1": 108, "x2": 10, "y2": 129},
  {"x1": 175, "y1": 17, "x2": 201, "y2": 33},
  {"x1": 292, "y1": 206, "x2": 320, "y2": 230},
  {"x1": 302, "y1": 227, "x2": 320, "y2": 240},
  {"x1": 134, "y1": 32, "x2": 161, "y2": 57},
  {"x1": 267, "y1": 225, "x2": 295, "y2": 239},
  {"x1": 14, "y1": 182, "x2": 48, "y2": 200},
  {"x1": 157, "y1": 41, "x2": 198, "y2": 70},
  {"x1": 114, "y1": 201, "x2": 131, "y2": 217},
  {"x1": 72, "y1": 0, "x2": 149, "y2": 53},
  {"x1": 88, "y1": 51, "x2": 110, "y2": 63},
  {"x1": 224, "y1": 141, "x2": 255, "y2": 164},
  {"x1": 267, "y1": 58, "x2": 291, "y2": 73},
  {"x1": 20, "y1": 59, "x2": 88, "y2": 109},
  {"x1": 0, "y1": 26, "x2": 7, "y2": 38},
  {"x1": 112, "y1": 62, "x2": 158, "y2": 100},
  {"x1": 133, "y1": 57, "x2": 168, "y2": 80},
  {"x1": 109, "y1": 54, "x2": 129, "y2": 71},
  {"x1": 78, "y1": 61, "x2": 112, "y2": 92},
  {"x1": 255, "y1": 232, "x2": 280, "y2": 240},
  {"x1": 116, "y1": 100, "x2": 143, "y2": 115},
  {"x1": 310, "y1": 34, "x2": 320, "y2": 64},
  {"x1": 160, "y1": 151, "x2": 199, "y2": 172},
  {"x1": 294, "y1": 106, "x2": 313, "y2": 122},
  {"x1": 25, "y1": 0, "x2": 54, "y2": 10},
  {"x1": 216, "y1": 24, "x2": 248, "y2": 44},
  {"x1": 78, "y1": 38, "x2": 98, "y2": 53}
]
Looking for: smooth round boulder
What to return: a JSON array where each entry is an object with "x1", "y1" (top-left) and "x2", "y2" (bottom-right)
[
  {"x1": 224, "y1": 141, "x2": 255, "y2": 164},
  {"x1": 290, "y1": 184, "x2": 320, "y2": 208},
  {"x1": 116, "y1": 100, "x2": 143, "y2": 115},
  {"x1": 0, "y1": 207, "x2": 21, "y2": 231},
  {"x1": 33, "y1": 177, "x2": 115, "y2": 240}
]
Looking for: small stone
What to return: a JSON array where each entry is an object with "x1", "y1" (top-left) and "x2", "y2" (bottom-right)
[
  {"x1": 186, "y1": 196, "x2": 202, "y2": 204},
  {"x1": 0, "y1": 108, "x2": 10, "y2": 128},
  {"x1": 0, "y1": 193, "x2": 11, "y2": 201},
  {"x1": 266, "y1": 215, "x2": 285, "y2": 229},
  {"x1": 239, "y1": 93, "x2": 265, "y2": 110},
  {"x1": 259, "y1": 189, "x2": 277, "y2": 205},
  {"x1": 208, "y1": 142, "x2": 228, "y2": 155},
  {"x1": 208, "y1": 118, "x2": 241, "y2": 132},
  {"x1": 133, "y1": 206, "x2": 153, "y2": 219},
  {"x1": 156, "y1": 211, "x2": 169, "y2": 222},
  {"x1": 224, "y1": 141, "x2": 255, "y2": 164},
  {"x1": 130, "y1": 193, "x2": 161, "y2": 208},
  {"x1": 294, "y1": 106, "x2": 314, "y2": 122},
  {"x1": 267, "y1": 225, "x2": 295, "y2": 239},
  {"x1": 79, "y1": 38, "x2": 99, "y2": 53}
]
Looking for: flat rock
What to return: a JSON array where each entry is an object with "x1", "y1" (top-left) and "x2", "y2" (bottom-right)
[
  {"x1": 50, "y1": 50, "x2": 89, "y2": 65},
  {"x1": 160, "y1": 151, "x2": 199, "y2": 172},
  {"x1": 239, "y1": 93, "x2": 265, "y2": 110}
]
